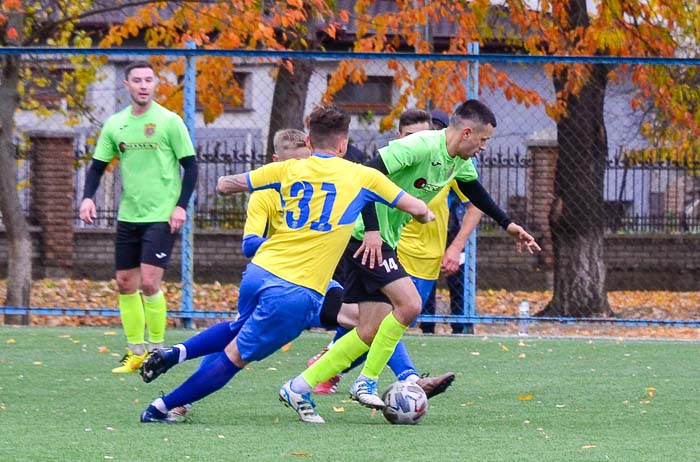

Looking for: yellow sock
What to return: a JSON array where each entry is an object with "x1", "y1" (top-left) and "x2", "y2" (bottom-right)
[
  {"x1": 360, "y1": 312, "x2": 407, "y2": 379},
  {"x1": 143, "y1": 290, "x2": 167, "y2": 344},
  {"x1": 302, "y1": 328, "x2": 369, "y2": 386},
  {"x1": 118, "y1": 292, "x2": 145, "y2": 345}
]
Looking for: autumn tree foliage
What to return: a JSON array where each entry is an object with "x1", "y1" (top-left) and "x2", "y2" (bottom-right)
[
  {"x1": 325, "y1": 0, "x2": 697, "y2": 317},
  {"x1": 101, "y1": 0, "x2": 349, "y2": 160}
]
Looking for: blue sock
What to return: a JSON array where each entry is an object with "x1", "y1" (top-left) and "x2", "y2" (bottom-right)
[
  {"x1": 181, "y1": 321, "x2": 236, "y2": 359},
  {"x1": 342, "y1": 352, "x2": 367, "y2": 374},
  {"x1": 195, "y1": 352, "x2": 219, "y2": 374},
  {"x1": 332, "y1": 326, "x2": 350, "y2": 343},
  {"x1": 387, "y1": 341, "x2": 419, "y2": 381},
  {"x1": 162, "y1": 352, "x2": 241, "y2": 409}
]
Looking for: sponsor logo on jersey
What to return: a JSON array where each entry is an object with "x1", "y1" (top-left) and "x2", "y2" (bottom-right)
[
  {"x1": 118, "y1": 142, "x2": 159, "y2": 152},
  {"x1": 413, "y1": 177, "x2": 442, "y2": 192}
]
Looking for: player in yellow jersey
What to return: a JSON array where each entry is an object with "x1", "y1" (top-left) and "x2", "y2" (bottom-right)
[{"x1": 138, "y1": 106, "x2": 434, "y2": 423}]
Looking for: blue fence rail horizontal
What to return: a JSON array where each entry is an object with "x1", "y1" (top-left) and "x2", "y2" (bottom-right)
[
  {"x1": 2, "y1": 47, "x2": 700, "y2": 66},
  {"x1": 2, "y1": 307, "x2": 699, "y2": 328}
]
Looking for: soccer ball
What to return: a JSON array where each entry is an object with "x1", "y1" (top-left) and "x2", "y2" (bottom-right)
[{"x1": 381, "y1": 380, "x2": 429, "y2": 425}]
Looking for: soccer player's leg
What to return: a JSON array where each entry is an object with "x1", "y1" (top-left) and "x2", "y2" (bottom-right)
[
  {"x1": 236, "y1": 281, "x2": 325, "y2": 423},
  {"x1": 412, "y1": 275, "x2": 437, "y2": 334},
  {"x1": 140, "y1": 321, "x2": 236, "y2": 383},
  {"x1": 113, "y1": 223, "x2": 147, "y2": 373},
  {"x1": 140, "y1": 223, "x2": 177, "y2": 351},
  {"x1": 348, "y1": 300, "x2": 392, "y2": 408},
  {"x1": 307, "y1": 282, "x2": 354, "y2": 394},
  {"x1": 141, "y1": 263, "x2": 264, "y2": 383}
]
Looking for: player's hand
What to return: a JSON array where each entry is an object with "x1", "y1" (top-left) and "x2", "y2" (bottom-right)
[
  {"x1": 353, "y1": 230, "x2": 383, "y2": 269},
  {"x1": 414, "y1": 208, "x2": 435, "y2": 224},
  {"x1": 79, "y1": 198, "x2": 97, "y2": 224},
  {"x1": 440, "y1": 245, "x2": 461, "y2": 276},
  {"x1": 506, "y1": 223, "x2": 541, "y2": 253},
  {"x1": 169, "y1": 206, "x2": 187, "y2": 234}
]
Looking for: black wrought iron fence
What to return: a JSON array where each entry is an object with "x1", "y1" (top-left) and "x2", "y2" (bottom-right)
[{"x1": 8, "y1": 144, "x2": 699, "y2": 234}]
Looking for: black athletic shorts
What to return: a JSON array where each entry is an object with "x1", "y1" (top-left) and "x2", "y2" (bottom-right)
[
  {"x1": 115, "y1": 221, "x2": 177, "y2": 271},
  {"x1": 341, "y1": 237, "x2": 409, "y2": 304}
]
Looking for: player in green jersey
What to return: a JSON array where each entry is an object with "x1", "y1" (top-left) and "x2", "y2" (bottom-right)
[
  {"x1": 79, "y1": 62, "x2": 197, "y2": 373},
  {"x1": 283, "y1": 100, "x2": 541, "y2": 414}
]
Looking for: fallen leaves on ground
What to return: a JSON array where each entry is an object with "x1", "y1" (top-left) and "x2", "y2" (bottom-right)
[{"x1": 0, "y1": 279, "x2": 698, "y2": 339}]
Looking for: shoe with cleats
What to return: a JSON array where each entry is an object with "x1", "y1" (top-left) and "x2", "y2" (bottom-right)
[
  {"x1": 168, "y1": 404, "x2": 192, "y2": 422},
  {"x1": 140, "y1": 404, "x2": 179, "y2": 424},
  {"x1": 416, "y1": 372, "x2": 456, "y2": 399},
  {"x1": 140, "y1": 347, "x2": 179, "y2": 383},
  {"x1": 349, "y1": 378, "x2": 385, "y2": 409},
  {"x1": 278, "y1": 380, "x2": 325, "y2": 423},
  {"x1": 313, "y1": 375, "x2": 341, "y2": 394},
  {"x1": 112, "y1": 349, "x2": 148, "y2": 374}
]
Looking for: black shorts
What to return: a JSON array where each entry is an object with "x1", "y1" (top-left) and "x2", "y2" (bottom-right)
[
  {"x1": 115, "y1": 221, "x2": 177, "y2": 271},
  {"x1": 341, "y1": 238, "x2": 409, "y2": 304}
]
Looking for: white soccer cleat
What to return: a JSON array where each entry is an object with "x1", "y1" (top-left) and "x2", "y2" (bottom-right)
[
  {"x1": 278, "y1": 380, "x2": 325, "y2": 424},
  {"x1": 349, "y1": 377, "x2": 386, "y2": 409}
]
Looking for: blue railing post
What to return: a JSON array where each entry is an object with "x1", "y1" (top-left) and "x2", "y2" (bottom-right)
[
  {"x1": 181, "y1": 40, "x2": 196, "y2": 328},
  {"x1": 463, "y1": 42, "x2": 480, "y2": 334}
]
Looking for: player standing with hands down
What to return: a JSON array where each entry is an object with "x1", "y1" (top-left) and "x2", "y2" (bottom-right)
[{"x1": 79, "y1": 61, "x2": 197, "y2": 373}]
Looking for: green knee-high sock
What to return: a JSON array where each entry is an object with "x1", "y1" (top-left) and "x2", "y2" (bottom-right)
[
  {"x1": 361, "y1": 312, "x2": 408, "y2": 380},
  {"x1": 143, "y1": 290, "x2": 167, "y2": 344},
  {"x1": 302, "y1": 328, "x2": 369, "y2": 386},
  {"x1": 118, "y1": 292, "x2": 145, "y2": 346}
]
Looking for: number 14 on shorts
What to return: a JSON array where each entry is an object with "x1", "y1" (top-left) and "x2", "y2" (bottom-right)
[{"x1": 381, "y1": 257, "x2": 399, "y2": 273}]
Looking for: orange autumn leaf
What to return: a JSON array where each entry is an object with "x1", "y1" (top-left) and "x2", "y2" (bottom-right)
[
  {"x1": 280, "y1": 342, "x2": 292, "y2": 352},
  {"x1": 2, "y1": 0, "x2": 21, "y2": 9},
  {"x1": 518, "y1": 393, "x2": 533, "y2": 401},
  {"x1": 6, "y1": 26, "x2": 18, "y2": 40}
]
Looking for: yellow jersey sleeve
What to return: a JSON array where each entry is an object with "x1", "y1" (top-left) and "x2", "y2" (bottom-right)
[{"x1": 243, "y1": 190, "x2": 283, "y2": 239}]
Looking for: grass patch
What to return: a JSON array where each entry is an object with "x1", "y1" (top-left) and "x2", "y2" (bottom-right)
[{"x1": 1, "y1": 327, "x2": 699, "y2": 461}]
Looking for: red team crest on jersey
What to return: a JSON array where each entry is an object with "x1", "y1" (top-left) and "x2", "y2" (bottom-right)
[{"x1": 144, "y1": 123, "x2": 156, "y2": 137}]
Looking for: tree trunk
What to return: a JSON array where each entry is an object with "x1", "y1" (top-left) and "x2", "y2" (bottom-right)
[
  {"x1": 265, "y1": 58, "x2": 314, "y2": 162},
  {"x1": 0, "y1": 54, "x2": 32, "y2": 324},
  {"x1": 539, "y1": 62, "x2": 614, "y2": 317}
]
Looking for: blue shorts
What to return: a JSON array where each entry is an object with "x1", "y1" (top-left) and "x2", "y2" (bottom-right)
[
  {"x1": 231, "y1": 263, "x2": 323, "y2": 362},
  {"x1": 410, "y1": 276, "x2": 437, "y2": 310}
]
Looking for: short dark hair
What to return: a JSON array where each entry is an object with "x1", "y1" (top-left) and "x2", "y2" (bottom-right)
[
  {"x1": 452, "y1": 99, "x2": 497, "y2": 128},
  {"x1": 124, "y1": 61, "x2": 154, "y2": 80},
  {"x1": 308, "y1": 105, "x2": 351, "y2": 150},
  {"x1": 398, "y1": 108, "x2": 431, "y2": 131}
]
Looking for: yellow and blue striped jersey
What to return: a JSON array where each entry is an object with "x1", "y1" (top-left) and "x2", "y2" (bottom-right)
[
  {"x1": 247, "y1": 154, "x2": 405, "y2": 294},
  {"x1": 397, "y1": 180, "x2": 468, "y2": 280}
]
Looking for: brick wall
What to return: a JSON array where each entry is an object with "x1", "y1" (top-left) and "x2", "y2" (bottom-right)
[
  {"x1": 2, "y1": 229, "x2": 698, "y2": 290},
  {"x1": 29, "y1": 133, "x2": 76, "y2": 277}
]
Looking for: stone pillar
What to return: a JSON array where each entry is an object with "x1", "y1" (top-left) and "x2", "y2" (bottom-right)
[
  {"x1": 525, "y1": 127, "x2": 558, "y2": 289},
  {"x1": 29, "y1": 131, "x2": 76, "y2": 278}
]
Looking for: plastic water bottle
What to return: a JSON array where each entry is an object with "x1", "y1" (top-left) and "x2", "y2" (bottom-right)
[{"x1": 518, "y1": 300, "x2": 530, "y2": 336}]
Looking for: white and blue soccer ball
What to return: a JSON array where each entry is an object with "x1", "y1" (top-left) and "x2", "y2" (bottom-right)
[{"x1": 381, "y1": 380, "x2": 429, "y2": 425}]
